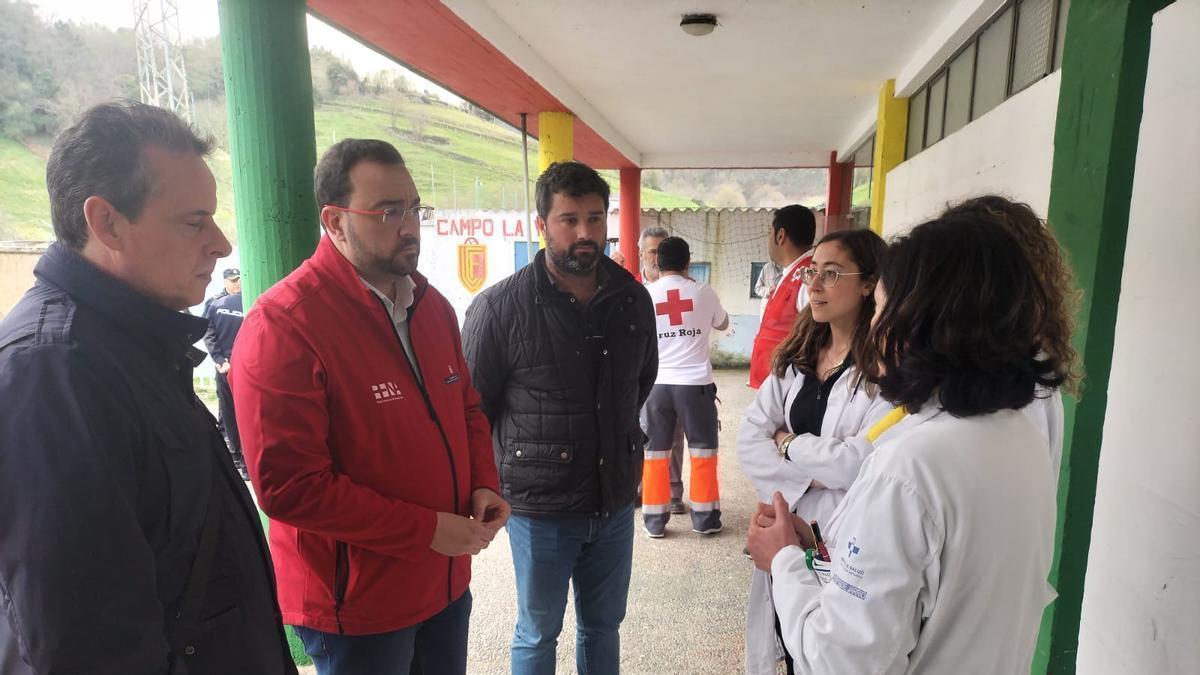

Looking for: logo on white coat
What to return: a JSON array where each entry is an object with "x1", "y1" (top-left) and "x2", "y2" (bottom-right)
[{"x1": 372, "y1": 382, "x2": 404, "y2": 403}]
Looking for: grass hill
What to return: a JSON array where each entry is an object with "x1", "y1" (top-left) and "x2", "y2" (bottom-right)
[{"x1": 0, "y1": 96, "x2": 698, "y2": 242}]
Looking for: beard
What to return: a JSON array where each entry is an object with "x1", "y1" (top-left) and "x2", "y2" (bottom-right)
[
  {"x1": 546, "y1": 237, "x2": 602, "y2": 276},
  {"x1": 643, "y1": 261, "x2": 660, "y2": 281},
  {"x1": 349, "y1": 227, "x2": 421, "y2": 277}
]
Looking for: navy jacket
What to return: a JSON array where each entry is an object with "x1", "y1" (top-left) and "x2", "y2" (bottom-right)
[
  {"x1": 202, "y1": 292, "x2": 243, "y2": 366},
  {"x1": 0, "y1": 244, "x2": 295, "y2": 675}
]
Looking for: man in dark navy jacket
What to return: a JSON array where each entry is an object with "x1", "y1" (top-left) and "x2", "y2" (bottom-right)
[
  {"x1": 203, "y1": 283, "x2": 246, "y2": 478},
  {"x1": 0, "y1": 101, "x2": 295, "y2": 674}
]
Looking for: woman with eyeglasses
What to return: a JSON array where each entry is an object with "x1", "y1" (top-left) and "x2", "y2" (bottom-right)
[
  {"x1": 747, "y1": 215, "x2": 1066, "y2": 674},
  {"x1": 736, "y1": 228, "x2": 891, "y2": 675}
]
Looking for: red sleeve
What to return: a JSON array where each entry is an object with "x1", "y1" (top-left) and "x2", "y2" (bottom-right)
[
  {"x1": 230, "y1": 301, "x2": 438, "y2": 560},
  {"x1": 447, "y1": 302, "x2": 500, "y2": 494}
]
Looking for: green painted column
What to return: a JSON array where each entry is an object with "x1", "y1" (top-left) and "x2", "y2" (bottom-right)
[
  {"x1": 1034, "y1": 1, "x2": 1171, "y2": 672},
  {"x1": 218, "y1": 0, "x2": 319, "y2": 306}
]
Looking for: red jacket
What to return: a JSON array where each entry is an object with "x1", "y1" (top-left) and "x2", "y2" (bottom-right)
[
  {"x1": 231, "y1": 237, "x2": 498, "y2": 635},
  {"x1": 748, "y1": 254, "x2": 812, "y2": 388}
]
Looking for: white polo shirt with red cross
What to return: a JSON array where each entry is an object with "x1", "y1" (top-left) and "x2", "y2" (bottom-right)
[{"x1": 646, "y1": 274, "x2": 729, "y2": 386}]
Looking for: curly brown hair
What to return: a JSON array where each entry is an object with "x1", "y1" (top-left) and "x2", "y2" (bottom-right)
[
  {"x1": 772, "y1": 229, "x2": 886, "y2": 384},
  {"x1": 941, "y1": 196, "x2": 1081, "y2": 394},
  {"x1": 869, "y1": 217, "x2": 1067, "y2": 415}
]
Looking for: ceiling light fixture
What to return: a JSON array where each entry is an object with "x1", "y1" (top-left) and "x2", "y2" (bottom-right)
[{"x1": 680, "y1": 13, "x2": 718, "y2": 37}]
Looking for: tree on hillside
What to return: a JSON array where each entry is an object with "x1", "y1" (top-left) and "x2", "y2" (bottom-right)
[
  {"x1": 186, "y1": 36, "x2": 225, "y2": 101},
  {"x1": 708, "y1": 183, "x2": 748, "y2": 208},
  {"x1": 365, "y1": 70, "x2": 412, "y2": 96},
  {"x1": 46, "y1": 22, "x2": 138, "y2": 129},
  {"x1": 749, "y1": 184, "x2": 788, "y2": 207},
  {"x1": 325, "y1": 60, "x2": 358, "y2": 96},
  {"x1": 309, "y1": 47, "x2": 358, "y2": 102},
  {"x1": 0, "y1": 1, "x2": 61, "y2": 138},
  {"x1": 409, "y1": 111, "x2": 429, "y2": 141}
]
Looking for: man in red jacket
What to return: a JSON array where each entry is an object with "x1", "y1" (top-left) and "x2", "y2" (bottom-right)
[
  {"x1": 232, "y1": 139, "x2": 509, "y2": 674},
  {"x1": 748, "y1": 205, "x2": 816, "y2": 388}
]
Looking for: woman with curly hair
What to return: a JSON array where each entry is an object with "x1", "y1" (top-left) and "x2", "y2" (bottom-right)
[
  {"x1": 748, "y1": 214, "x2": 1065, "y2": 674},
  {"x1": 736, "y1": 228, "x2": 892, "y2": 675},
  {"x1": 941, "y1": 195, "x2": 1080, "y2": 478}
]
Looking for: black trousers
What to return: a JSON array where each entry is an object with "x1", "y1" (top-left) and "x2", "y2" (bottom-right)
[{"x1": 215, "y1": 370, "x2": 243, "y2": 462}]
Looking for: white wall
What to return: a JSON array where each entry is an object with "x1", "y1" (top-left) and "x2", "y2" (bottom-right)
[
  {"x1": 882, "y1": 71, "x2": 1061, "y2": 235},
  {"x1": 420, "y1": 210, "x2": 533, "y2": 325},
  {"x1": 1077, "y1": 2, "x2": 1200, "y2": 673}
]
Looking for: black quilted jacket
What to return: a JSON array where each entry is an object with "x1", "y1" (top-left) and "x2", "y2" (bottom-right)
[{"x1": 462, "y1": 250, "x2": 658, "y2": 516}]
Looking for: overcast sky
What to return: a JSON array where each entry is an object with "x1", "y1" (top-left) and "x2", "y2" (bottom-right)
[{"x1": 30, "y1": 0, "x2": 463, "y2": 104}]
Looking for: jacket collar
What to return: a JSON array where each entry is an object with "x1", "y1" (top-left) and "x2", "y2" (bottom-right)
[
  {"x1": 531, "y1": 248, "x2": 635, "y2": 304},
  {"x1": 35, "y1": 243, "x2": 208, "y2": 366},
  {"x1": 871, "y1": 398, "x2": 946, "y2": 446},
  {"x1": 310, "y1": 235, "x2": 430, "y2": 311}
]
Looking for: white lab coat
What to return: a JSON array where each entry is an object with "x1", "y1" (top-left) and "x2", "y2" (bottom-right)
[
  {"x1": 737, "y1": 365, "x2": 894, "y2": 675},
  {"x1": 770, "y1": 403, "x2": 1057, "y2": 675},
  {"x1": 1024, "y1": 387, "x2": 1064, "y2": 482}
]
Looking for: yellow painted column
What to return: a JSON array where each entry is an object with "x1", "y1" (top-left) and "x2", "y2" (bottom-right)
[
  {"x1": 868, "y1": 79, "x2": 909, "y2": 234},
  {"x1": 538, "y1": 112, "x2": 574, "y2": 173}
]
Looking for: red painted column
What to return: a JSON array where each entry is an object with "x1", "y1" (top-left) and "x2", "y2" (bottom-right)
[
  {"x1": 619, "y1": 167, "x2": 641, "y2": 276},
  {"x1": 825, "y1": 151, "x2": 853, "y2": 232}
]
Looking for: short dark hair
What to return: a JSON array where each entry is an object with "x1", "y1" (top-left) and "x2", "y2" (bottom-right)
[
  {"x1": 46, "y1": 100, "x2": 214, "y2": 250},
  {"x1": 772, "y1": 205, "x2": 816, "y2": 249},
  {"x1": 868, "y1": 216, "x2": 1066, "y2": 417},
  {"x1": 656, "y1": 236, "x2": 690, "y2": 272},
  {"x1": 314, "y1": 139, "x2": 406, "y2": 207},
  {"x1": 535, "y1": 161, "x2": 610, "y2": 220}
]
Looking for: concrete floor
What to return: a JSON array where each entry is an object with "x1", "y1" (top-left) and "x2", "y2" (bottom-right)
[
  {"x1": 299, "y1": 368, "x2": 762, "y2": 674},
  {"x1": 465, "y1": 368, "x2": 760, "y2": 674}
]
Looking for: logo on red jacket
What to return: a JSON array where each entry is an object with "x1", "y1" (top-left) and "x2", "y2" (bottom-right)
[{"x1": 372, "y1": 381, "x2": 404, "y2": 403}]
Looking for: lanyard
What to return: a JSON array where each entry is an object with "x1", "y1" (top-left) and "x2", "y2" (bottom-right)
[{"x1": 867, "y1": 406, "x2": 908, "y2": 442}]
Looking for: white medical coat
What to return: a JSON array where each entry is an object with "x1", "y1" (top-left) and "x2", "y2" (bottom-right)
[
  {"x1": 770, "y1": 404, "x2": 1057, "y2": 674},
  {"x1": 737, "y1": 365, "x2": 894, "y2": 674}
]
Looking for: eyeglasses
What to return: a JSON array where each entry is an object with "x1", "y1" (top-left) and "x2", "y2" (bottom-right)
[
  {"x1": 799, "y1": 266, "x2": 865, "y2": 287},
  {"x1": 325, "y1": 204, "x2": 435, "y2": 224}
]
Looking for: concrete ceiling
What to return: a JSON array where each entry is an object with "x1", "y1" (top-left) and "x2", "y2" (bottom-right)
[
  {"x1": 310, "y1": 0, "x2": 962, "y2": 169},
  {"x1": 441, "y1": 0, "x2": 960, "y2": 168}
]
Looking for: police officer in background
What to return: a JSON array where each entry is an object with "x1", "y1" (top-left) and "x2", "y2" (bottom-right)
[
  {"x1": 202, "y1": 266, "x2": 240, "y2": 318},
  {"x1": 204, "y1": 268, "x2": 246, "y2": 479}
]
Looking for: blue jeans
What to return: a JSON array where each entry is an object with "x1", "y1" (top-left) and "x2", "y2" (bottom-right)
[
  {"x1": 508, "y1": 505, "x2": 635, "y2": 675},
  {"x1": 293, "y1": 589, "x2": 472, "y2": 675}
]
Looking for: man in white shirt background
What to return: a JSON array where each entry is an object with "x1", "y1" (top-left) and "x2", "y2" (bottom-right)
[
  {"x1": 641, "y1": 236, "x2": 730, "y2": 538},
  {"x1": 637, "y1": 226, "x2": 689, "y2": 514}
]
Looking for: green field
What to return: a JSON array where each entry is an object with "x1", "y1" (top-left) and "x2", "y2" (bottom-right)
[
  {"x1": 0, "y1": 139, "x2": 53, "y2": 240},
  {"x1": 0, "y1": 98, "x2": 697, "y2": 242}
]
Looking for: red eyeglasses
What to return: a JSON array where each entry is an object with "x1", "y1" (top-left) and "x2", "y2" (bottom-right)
[{"x1": 324, "y1": 204, "x2": 436, "y2": 224}]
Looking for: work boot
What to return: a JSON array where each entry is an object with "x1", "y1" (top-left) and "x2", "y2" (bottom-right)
[
  {"x1": 670, "y1": 498, "x2": 687, "y2": 515},
  {"x1": 691, "y1": 508, "x2": 723, "y2": 536},
  {"x1": 643, "y1": 514, "x2": 667, "y2": 539}
]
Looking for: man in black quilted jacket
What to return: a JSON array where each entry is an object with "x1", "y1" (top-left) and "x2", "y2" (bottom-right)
[{"x1": 462, "y1": 161, "x2": 657, "y2": 674}]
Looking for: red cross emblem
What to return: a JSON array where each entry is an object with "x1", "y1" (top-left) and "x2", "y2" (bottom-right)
[{"x1": 655, "y1": 288, "x2": 694, "y2": 326}]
